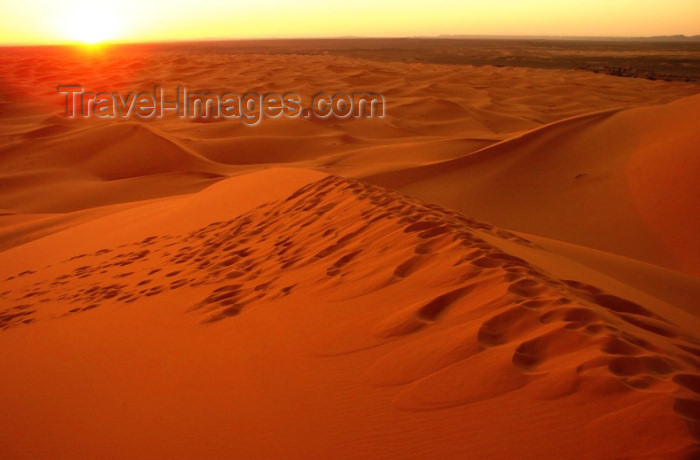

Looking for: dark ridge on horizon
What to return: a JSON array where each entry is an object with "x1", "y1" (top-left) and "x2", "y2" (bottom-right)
[
  {"x1": 1, "y1": 36, "x2": 697, "y2": 81},
  {"x1": 435, "y1": 34, "x2": 700, "y2": 41},
  {"x1": 2, "y1": 33, "x2": 700, "y2": 47}
]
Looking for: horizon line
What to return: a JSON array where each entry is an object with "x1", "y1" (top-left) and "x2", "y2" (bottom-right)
[{"x1": 2, "y1": 33, "x2": 699, "y2": 47}]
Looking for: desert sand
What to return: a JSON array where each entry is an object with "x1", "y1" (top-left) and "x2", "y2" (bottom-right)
[{"x1": 0, "y1": 44, "x2": 699, "y2": 458}]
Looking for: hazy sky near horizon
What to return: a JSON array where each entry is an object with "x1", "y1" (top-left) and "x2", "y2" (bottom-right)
[{"x1": 1, "y1": 0, "x2": 698, "y2": 44}]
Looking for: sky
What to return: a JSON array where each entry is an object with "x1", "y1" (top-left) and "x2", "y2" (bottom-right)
[{"x1": 1, "y1": 0, "x2": 698, "y2": 45}]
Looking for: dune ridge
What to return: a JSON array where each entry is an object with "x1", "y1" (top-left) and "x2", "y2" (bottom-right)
[
  {"x1": 1, "y1": 173, "x2": 699, "y2": 457},
  {"x1": 365, "y1": 93, "x2": 700, "y2": 275}
]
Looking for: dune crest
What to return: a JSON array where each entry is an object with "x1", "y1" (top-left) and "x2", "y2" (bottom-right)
[
  {"x1": 366, "y1": 94, "x2": 700, "y2": 275},
  {"x1": 1, "y1": 174, "x2": 698, "y2": 458}
]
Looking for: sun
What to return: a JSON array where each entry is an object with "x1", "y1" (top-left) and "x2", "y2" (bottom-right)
[{"x1": 56, "y1": 3, "x2": 124, "y2": 45}]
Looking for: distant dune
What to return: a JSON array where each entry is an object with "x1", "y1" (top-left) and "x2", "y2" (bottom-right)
[{"x1": 366, "y1": 94, "x2": 700, "y2": 275}]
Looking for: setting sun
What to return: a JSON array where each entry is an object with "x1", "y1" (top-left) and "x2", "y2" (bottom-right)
[{"x1": 55, "y1": 3, "x2": 124, "y2": 44}]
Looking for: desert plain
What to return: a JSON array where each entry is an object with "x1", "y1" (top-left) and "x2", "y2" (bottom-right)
[{"x1": 0, "y1": 39, "x2": 699, "y2": 458}]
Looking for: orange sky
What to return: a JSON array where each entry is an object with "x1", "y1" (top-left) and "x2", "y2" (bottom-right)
[{"x1": 1, "y1": 0, "x2": 699, "y2": 45}]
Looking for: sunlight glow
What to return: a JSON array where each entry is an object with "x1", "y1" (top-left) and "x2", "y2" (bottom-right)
[
  {"x1": 56, "y1": 2, "x2": 124, "y2": 45},
  {"x1": 0, "y1": 0, "x2": 697, "y2": 45}
]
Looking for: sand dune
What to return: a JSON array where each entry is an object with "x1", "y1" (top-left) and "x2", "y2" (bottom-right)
[
  {"x1": 1, "y1": 172, "x2": 699, "y2": 458},
  {"x1": 0, "y1": 122, "x2": 234, "y2": 213},
  {"x1": 0, "y1": 46, "x2": 698, "y2": 458},
  {"x1": 366, "y1": 94, "x2": 700, "y2": 275}
]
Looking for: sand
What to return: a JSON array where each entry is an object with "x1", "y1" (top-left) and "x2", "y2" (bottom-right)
[{"x1": 0, "y1": 45, "x2": 699, "y2": 458}]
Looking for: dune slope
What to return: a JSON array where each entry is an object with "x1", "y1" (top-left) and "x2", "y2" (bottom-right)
[
  {"x1": 1, "y1": 172, "x2": 698, "y2": 458},
  {"x1": 365, "y1": 94, "x2": 700, "y2": 275}
]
